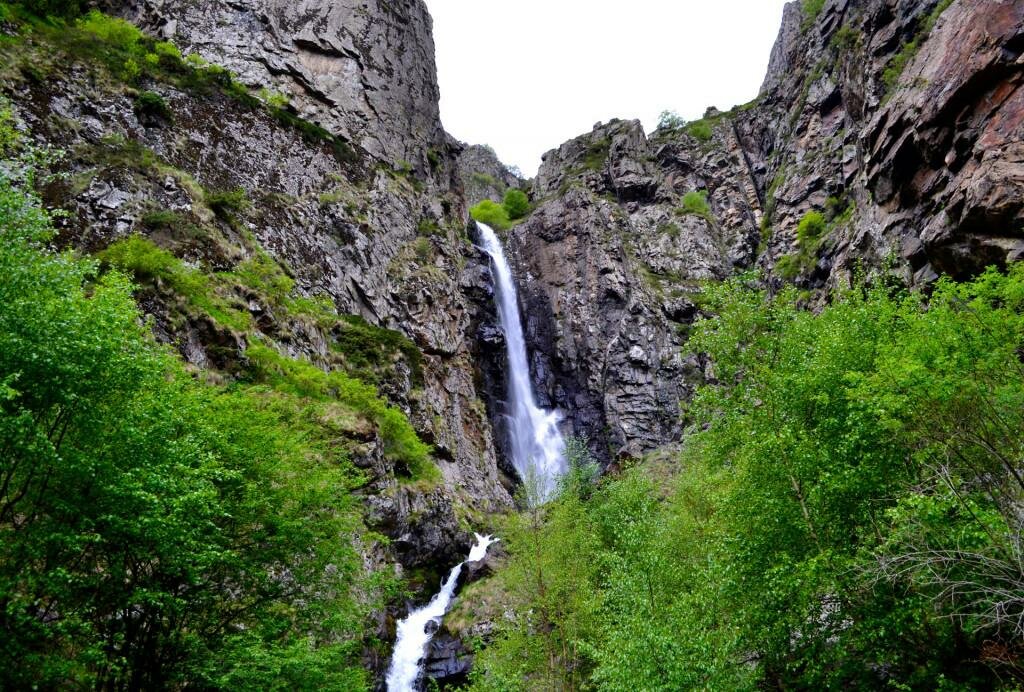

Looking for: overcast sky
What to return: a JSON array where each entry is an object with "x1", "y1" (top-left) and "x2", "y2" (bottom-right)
[{"x1": 424, "y1": 0, "x2": 790, "y2": 176}]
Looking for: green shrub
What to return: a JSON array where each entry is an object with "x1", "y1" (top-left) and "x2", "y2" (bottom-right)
[
  {"x1": 206, "y1": 187, "x2": 250, "y2": 219},
  {"x1": 16, "y1": 0, "x2": 82, "y2": 16},
  {"x1": 417, "y1": 218, "x2": 440, "y2": 236},
  {"x1": 469, "y1": 199, "x2": 511, "y2": 231},
  {"x1": 333, "y1": 314, "x2": 424, "y2": 387},
  {"x1": 801, "y1": 0, "x2": 826, "y2": 31},
  {"x1": 774, "y1": 253, "x2": 802, "y2": 279},
  {"x1": 245, "y1": 342, "x2": 437, "y2": 480},
  {"x1": 657, "y1": 109, "x2": 685, "y2": 130},
  {"x1": 582, "y1": 137, "x2": 611, "y2": 170},
  {"x1": 684, "y1": 119, "x2": 713, "y2": 142},
  {"x1": 678, "y1": 190, "x2": 712, "y2": 220},
  {"x1": 831, "y1": 25, "x2": 861, "y2": 51},
  {"x1": 134, "y1": 90, "x2": 172, "y2": 121},
  {"x1": 139, "y1": 209, "x2": 181, "y2": 229},
  {"x1": 77, "y1": 10, "x2": 142, "y2": 51},
  {"x1": 503, "y1": 188, "x2": 530, "y2": 220},
  {"x1": 100, "y1": 235, "x2": 250, "y2": 330},
  {"x1": 0, "y1": 100, "x2": 20, "y2": 155},
  {"x1": 796, "y1": 210, "x2": 827, "y2": 246}
]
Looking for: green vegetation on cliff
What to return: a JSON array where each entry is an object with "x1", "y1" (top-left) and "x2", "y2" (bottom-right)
[{"x1": 470, "y1": 268, "x2": 1024, "y2": 690}]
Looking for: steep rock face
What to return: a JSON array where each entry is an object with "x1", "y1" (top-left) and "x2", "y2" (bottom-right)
[
  {"x1": 508, "y1": 0, "x2": 1023, "y2": 462},
  {"x1": 110, "y1": 0, "x2": 447, "y2": 167},
  {"x1": 745, "y1": 0, "x2": 1024, "y2": 286},
  {"x1": 456, "y1": 143, "x2": 521, "y2": 207}
]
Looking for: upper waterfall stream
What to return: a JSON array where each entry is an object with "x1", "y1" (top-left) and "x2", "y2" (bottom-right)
[
  {"x1": 386, "y1": 534, "x2": 499, "y2": 692},
  {"x1": 476, "y1": 221, "x2": 567, "y2": 502}
]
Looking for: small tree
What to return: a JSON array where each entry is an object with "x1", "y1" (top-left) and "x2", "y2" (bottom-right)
[
  {"x1": 502, "y1": 188, "x2": 530, "y2": 220},
  {"x1": 657, "y1": 110, "x2": 685, "y2": 130}
]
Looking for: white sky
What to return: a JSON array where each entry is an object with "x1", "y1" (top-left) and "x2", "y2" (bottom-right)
[{"x1": 425, "y1": 0, "x2": 790, "y2": 176}]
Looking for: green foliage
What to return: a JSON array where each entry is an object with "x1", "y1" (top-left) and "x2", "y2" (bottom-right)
[
  {"x1": 684, "y1": 119, "x2": 713, "y2": 142},
  {"x1": 0, "y1": 175, "x2": 379, "y2": 688},
  {"x1": 206, "y1": 187, "x2": 250, "y2": 220},
  {"x1": 677, "y1": 189, "x2": 713, "y2": 220},
  {"x1": 470, "y1": 198, "x2": 511, "y2": 231},
  {"x1": 502, "y1": 188, "x2": 530, "y2": 220},
  {"x1": 795, "y1": 209, "x2": 827, "y2": 246},
  {"x1": 100, "y1": 235, "x2": 251, "y2": 330},
  {"x1": 15, "y1": 0, "x2": 82, "y2": 17},
  {"x1": 134, "y1": 89, "x2": 172, "y2": 121},
  {"x1": 470, "y1": 171, "x2": 504, "y2": 191},
  {"x1": 245, "y1": 342, "x2": 438, "y2": 482},
  {"x1": 417, "y1": 217, "x2": 441, "y2": 236},
  {"x1": 139, "y1": 208, "x2": 182, "y2": 229},
  {"x1": 476, "y1": 269, "x2": 1024, "y2": 689},
  {"x1": 657, "y1": 109, "x2": 684, "y2": 130},
  {"x1": 0, "y1": 100, "x2": 19, "y2": 155},
  {"x1": 883, "y1": 0, "x2": 953, "y2": 93},
  {"x1": 831, "y1": 25, "x2": 861, "y2": 52},
  {"x1": 582, "y1": 137, "x2": 611, "y2": 170},
  {"x1": 801, "y1": 0, "x2": 826, "y2": 31},
  {"x1": 332, "y1": 314, "x2": 424, "y2": 387}
]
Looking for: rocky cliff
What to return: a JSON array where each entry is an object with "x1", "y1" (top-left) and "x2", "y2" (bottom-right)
[{"x1": 505, "y1": 0, "x2": 1023, "y2": 463}]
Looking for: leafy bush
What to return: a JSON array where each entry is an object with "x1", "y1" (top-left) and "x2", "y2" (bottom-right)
[
  {"x1": 678, "y1": 190, "x2": 713, "y2": 220},
  {"x1": 502, "y1": 188, "x2": 530, "y2": 220},
  {"x1": 684, "y1": 119, "x2": 713, "y2": 142},
  {"x1": 333, "y1": 314, "x2": 424, "y2": 387},
  {"x1": 831, "y1": 25, "x2": 861, "y2": 51},
  {"x1": 245, "y1": 342, "x2": 438, "y2": 481},
  {"x1": 795, "y1": 209, "x2": 827, "y2": 246},
  {"x1": 470, "y1": 199, "x2": 511, "y2": 231},
  {"x1": 134, "y1": 90, "x2": 172, "y2": 121},
  {"x1": 0, "y1": 100, "x2": 20, "y2": 155},
  {"x1": 100, "y1": 235, "x2": 250, "y2": 330},
  {"x1": 801, "y1": 0, "x2": 826, "y2": 31},
  {"x1": 139, "y1": 208, "x2": 181, "y2": 229},
  {"x1": 657, "y1": 109, "x2": 685, "y2": 130},
  {"x1": 206, "y1": 187, "x2": 250, "y2": 219}
]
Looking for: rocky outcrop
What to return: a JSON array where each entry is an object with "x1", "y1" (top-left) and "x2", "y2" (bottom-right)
[
  {"x1": 499, "y1": 0, "x2": 1023, "y2": 463},
  {"x1": 110, "y1": 0, "x2": 448, "y2": 168},
  {"x1": 456, "y1": 143, "x2": 522, "y2": 207}
]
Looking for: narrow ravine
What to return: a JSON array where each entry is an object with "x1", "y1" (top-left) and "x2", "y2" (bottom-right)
[
  {"x1": 476, "y1": 221, "x2": 567, "y2": 503},
  {"x1": 386, "y1": 534, "x2": 498, "y2": 691}
]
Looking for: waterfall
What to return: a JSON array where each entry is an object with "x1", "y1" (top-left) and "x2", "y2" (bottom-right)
[
  {"x1": 476, "y1": 222, "x2": 567, "y2": 503},
  {"x1": 386, "y1": 534, "x2": 499, "y2": 692}
]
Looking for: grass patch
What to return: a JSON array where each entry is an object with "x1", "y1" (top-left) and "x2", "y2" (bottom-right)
[
  {"x1": 684, "y1": 119, "x2": 713, "y2": 142},
  {"x1": 581, "y1": 137, "x2": 611, "y2": 170},
  {"x1": 100, "y1": 234, "x2": 251, "y2": 330},
  {"x1": 245, "y1": 342, "x2": 439, "y2": 482},
  {"x1": 882, "y1": 0, "x2": 953, "y2": 93},
  {"x1": 332, "y1": 314, "x2": 424, "y2": 387},
  {"x1": 801, "y1": 0, "x2": 826, "y2": 31},
  {"x1": 676, "y1": 190, "x2": 714, "y2": 221}
]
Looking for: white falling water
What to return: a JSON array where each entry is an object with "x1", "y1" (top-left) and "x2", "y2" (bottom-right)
[
  {"x1": 476, "y1": 222, "x2": 567, "y2": 503},
  {"x1": 386, "y1": 534, "x2": 499, "y2": 692}
]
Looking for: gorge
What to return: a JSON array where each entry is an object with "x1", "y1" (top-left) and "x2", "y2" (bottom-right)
[{"x1": 0, "y1": 0, "x2": 1022, "y2": 689}]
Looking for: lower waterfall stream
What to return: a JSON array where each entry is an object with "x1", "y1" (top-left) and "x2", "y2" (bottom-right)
[{"x1": 385, "y1": 534, "x2": 498, "y2": 691}]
